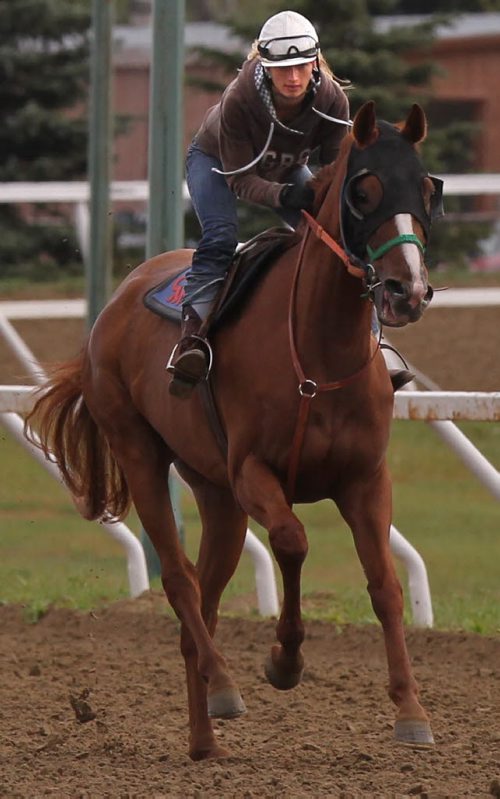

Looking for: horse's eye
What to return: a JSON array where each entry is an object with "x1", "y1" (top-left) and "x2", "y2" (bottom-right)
[
  {"x1": 349, "y1": 174, "x2": 382, "y2": 215},
  {"x1": 353, "y1": 189, "x2": 368, "y2": 205}
]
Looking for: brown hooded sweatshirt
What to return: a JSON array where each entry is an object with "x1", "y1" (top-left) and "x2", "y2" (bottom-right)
[{"x1": 193, "y1": 58, "x2": 350, "y2": 209}]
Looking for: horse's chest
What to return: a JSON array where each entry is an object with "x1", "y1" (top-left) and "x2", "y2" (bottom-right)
[{"x1": 302, "y1": 404, "x2": 388, "y2": 468}]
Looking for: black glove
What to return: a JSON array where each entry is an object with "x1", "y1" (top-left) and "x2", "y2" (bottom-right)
[{"x1": 279, "y1": 183, "x2": 315, "y2": 212}]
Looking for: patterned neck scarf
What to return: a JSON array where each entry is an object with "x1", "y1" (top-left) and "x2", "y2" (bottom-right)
[{"x1": 253, "y1": 60, "x2": 320, "y2": 135}]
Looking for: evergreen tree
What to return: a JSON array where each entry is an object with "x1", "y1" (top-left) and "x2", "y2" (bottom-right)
[
  {"x1": 393, "y1": 0, "x2": 500, "y2": 12},
  {"x1": 0, "y1": 0, "x2": 90, "y2": 279}
]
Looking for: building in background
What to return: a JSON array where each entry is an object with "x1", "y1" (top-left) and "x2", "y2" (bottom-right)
[
  {"x1": 112, "y1": 21, "x2": 246, "y2": 182},
  {"x1": 110, "y1": 13, "x2": 500, "y2": 266},
  {"x1": 111, "y1": 14, "x2": 500, "y2": 183}
]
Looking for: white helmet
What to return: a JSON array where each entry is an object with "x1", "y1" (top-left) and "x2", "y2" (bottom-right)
[{"x1": 257, "y1": 10, "x2": 319, "y2": 68}]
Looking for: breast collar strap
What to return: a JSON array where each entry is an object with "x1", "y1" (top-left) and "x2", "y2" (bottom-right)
[{"x1": 286, "y1": 215, "x2": 381, "y2": 504}]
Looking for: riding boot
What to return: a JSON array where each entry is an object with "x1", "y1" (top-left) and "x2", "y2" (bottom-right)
[
  {"x1": 167, "y1": 304, "x2": 212, "y2": 399},
  {"x1": 389, "y1": 369, "x2": 415, "y2": 392}
]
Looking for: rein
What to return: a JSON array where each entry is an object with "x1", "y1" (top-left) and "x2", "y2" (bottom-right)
[
  {"x1": 301, "y1": 210, "x2": 365, "y2": 279},
  {"x1": 286, "y1": 212, "x2": 380, "y2": 505}
]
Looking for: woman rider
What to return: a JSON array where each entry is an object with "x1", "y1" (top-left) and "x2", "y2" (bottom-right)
[{"x1": 168, "y1": 10, "x2": 352, "y2": 398}]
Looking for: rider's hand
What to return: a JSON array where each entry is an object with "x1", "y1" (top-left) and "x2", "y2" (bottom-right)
[{"x1": 279, "y1": 183, "x2": 315, "y2": 212}]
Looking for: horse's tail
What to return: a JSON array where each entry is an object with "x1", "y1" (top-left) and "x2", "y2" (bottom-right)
[{"x1": 24, "y1": 350, "x2": 131, "y2": 521}]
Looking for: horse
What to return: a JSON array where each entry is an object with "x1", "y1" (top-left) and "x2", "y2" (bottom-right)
[{"x1": 25, "y1": 101, "x2": 440, "y2": 761}]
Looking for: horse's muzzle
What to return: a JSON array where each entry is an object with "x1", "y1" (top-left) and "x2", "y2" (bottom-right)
[{"x1": 373, "y1": 280, "x2": 434, "y2": 327}]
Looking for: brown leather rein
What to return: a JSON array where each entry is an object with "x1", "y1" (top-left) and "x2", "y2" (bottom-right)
[{"x1": 285, "y1": 210, "x2": 380, "y2": 505}]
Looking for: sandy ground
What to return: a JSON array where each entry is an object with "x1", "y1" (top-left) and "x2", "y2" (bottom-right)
[
  {"x1": 1, "y1": 300, "x2": 499, "y2": 796},
  {"x1": 0, "y1": 593, "x2": 499, "y2": 798}
]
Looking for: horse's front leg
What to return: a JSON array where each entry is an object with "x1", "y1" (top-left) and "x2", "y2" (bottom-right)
[
  {"x1": 234, "y1": 454, "x2": 308, "y2": 689},
  {"x1": 336, "y1": 463, "x2": 434, "y2": 746}
]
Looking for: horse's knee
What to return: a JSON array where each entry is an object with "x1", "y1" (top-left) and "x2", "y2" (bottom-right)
[{"x1": 269, "y1": 520, "x2": 308, "y2": 566}]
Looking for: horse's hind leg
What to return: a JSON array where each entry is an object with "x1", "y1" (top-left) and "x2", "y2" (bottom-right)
[
  {"x1": 85, "y1": 391, "x2": 242, "y2": 758},
  {"x1": 234, "y1": 454, "x2": 308, "y2": 690},
  {"x1": 336, "y1": 466, "x2": 434, "y2": 746},
  {"x1": 178, "y1": 470, "x2": 248, "y2": 759}
]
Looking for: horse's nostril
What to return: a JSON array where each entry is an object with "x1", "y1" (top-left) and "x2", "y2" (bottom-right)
[{"x1": 384, "y1": 279, "x2": 406, "y2": 297}]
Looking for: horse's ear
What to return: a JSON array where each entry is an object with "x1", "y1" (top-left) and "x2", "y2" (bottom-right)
[
  {"x1": 400, "y1": 103, "x2": 427, "y2": 144},
  {"x1": 352, "y1": 101, "x2": 378, "y2": 148}
]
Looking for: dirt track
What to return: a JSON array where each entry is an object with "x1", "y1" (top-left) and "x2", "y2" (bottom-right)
[
  {"x1": 1, "y1": 593, "x2": 499, "y2": 798},
  {"x1": 1, "y1": 302, "x2": 500, "y2": 796}
]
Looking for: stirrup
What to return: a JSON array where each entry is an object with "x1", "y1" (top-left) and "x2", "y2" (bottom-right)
[
  {"x1": 166, "y1": 335, "x2": 214, "y2": 376},
  {"x1": 167, "y1": 336, "x2": 214, "y2": 399}
]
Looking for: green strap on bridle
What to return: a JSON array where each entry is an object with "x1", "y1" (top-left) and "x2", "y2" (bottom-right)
[{"x1": 367, "y1": 233, "x2": 425, "y2": 262}]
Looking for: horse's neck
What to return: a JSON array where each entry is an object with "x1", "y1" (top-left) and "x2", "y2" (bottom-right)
[{"x1": 293, "y1": 198, "x2": 372, "y2": 377}]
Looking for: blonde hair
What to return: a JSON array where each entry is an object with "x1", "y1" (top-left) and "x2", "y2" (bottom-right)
[{"x1": 246, "y1": 40, "x2": 350, "y2": 87}]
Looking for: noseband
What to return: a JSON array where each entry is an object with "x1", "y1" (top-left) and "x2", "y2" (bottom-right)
[{"x1": 299, "y1": 210, "x2": 425, "y2": 300}]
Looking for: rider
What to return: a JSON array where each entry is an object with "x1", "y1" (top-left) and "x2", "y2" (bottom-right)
[{"x1": 168, "y1": 9, "x2": 351, "y2": 398}]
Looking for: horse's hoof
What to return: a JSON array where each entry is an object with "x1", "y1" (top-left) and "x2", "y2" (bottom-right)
[
  {"x1": 264, "y1": 647, "x2": 304, "y2": 691},
  {"x1": 208, "y1": 688, "x2": 246, "y2": 719},
  {"x1": 189, "y1": 744, "x2": 231, "y2": 761},
  {"x1": 394, "y1": 718, "x2": 435, "y2": 747}
]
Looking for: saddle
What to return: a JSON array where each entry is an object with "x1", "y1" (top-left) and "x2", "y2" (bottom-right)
[{"x1": 143, "y1": 226, "x2": 300, "y2": 331}]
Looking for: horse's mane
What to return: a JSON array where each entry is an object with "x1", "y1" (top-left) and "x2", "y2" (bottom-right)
[
  {"x1": 311, "y1": 131, "x2": 354, "y2": 211},
  {"x1": 312, "y1": 161, "x2": 338, "y2": 193}
]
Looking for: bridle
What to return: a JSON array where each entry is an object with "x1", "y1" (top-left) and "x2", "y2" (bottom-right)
[{"x1": 300, "y1": 210, "x2": 426, "y2": 300}]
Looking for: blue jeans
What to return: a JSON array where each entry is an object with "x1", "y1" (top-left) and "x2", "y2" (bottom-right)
[{"x1": 185, "y1": 141, "x2": 312, "y2": 305}]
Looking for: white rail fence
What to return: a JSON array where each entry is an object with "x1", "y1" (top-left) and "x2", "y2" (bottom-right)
[
  {"x1": 0, "y1": 180, "x2": 188, "y2": 265},
  {"x1": 3, "y1": 379, "x2": 500, "y2": 626},
  {"x1": 0, "y1": 307, "x2": 279, "y2": 616},
  {"x1": 2, "y1": 304, "x2": 500, "y2": 626},
  {"x1": 1, "y1": 173, "x2": 499, "y2": 266},
  {"x1": 1, "y1": 177, "x2": 500, "y2": 625}
]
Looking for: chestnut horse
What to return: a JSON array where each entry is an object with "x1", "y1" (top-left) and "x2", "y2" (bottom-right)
[{"x1": 26, "y1": 102, "x2": 439, "y2": 760}]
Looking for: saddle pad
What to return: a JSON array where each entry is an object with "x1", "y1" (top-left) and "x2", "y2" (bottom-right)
[
  {"x1": 143, "y1": 229, "x2": 297, "y2": 329},
  {"x1": 143, "y1": 269, "x2": 187, "y2": 323}
]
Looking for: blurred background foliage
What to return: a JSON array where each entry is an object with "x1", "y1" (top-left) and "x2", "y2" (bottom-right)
[{"x1": 1, "y1": 0, "x2": 499, "y2": 282}]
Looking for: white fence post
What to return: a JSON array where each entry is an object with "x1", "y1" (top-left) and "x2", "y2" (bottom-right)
[
  {"x1": 171, "y1": 467, "x2": 279, "y2": 617},
  {"x1": 0, "y1": 308, "x2": 150, "y2": 599},
  {"x1": 3, "y1": 378, "x2": 500, "y2": 624},
  {"x1": 390, "y1": 525, "x2": 433, "y2": 627},
  {"x1": 3, "y1": 291, "x2": 500, "y2": 624}
]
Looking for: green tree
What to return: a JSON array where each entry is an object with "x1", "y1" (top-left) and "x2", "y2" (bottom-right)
[
  {"x1": 393, "y1": 0, "x2": 500, "y2": 12},
  {"x1": 0, "y1": 0, "x2": 90, "y2": 280}
]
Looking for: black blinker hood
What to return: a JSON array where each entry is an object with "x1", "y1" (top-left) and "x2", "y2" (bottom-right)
[{"x1": 340, "y1": 120, "x2": 444, "y2": 263}]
